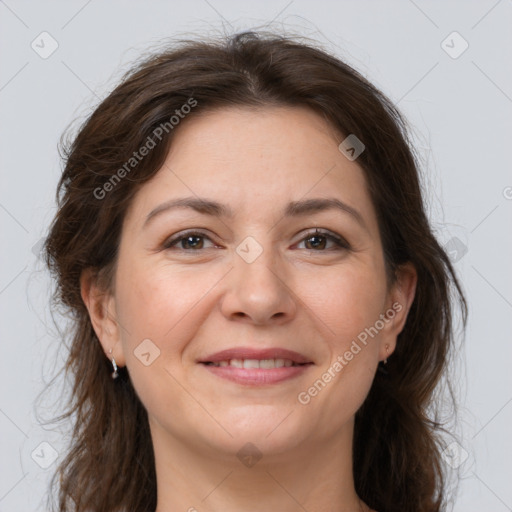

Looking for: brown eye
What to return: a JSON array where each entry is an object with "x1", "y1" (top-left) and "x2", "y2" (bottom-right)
[
  {"x1": 163, "y1": 231, "x2": 215, "y2": 250},
  {"x1": 297, "y1": 229, "x2": 350, "y2": 251}
]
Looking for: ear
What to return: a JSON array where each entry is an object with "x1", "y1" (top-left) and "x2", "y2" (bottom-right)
[
  {"x1": 80, "y1": 268, "x2": 126, "y2": 367},
  {"x1": 379, "y1": 262, "x2": 417, "y2": 362}
]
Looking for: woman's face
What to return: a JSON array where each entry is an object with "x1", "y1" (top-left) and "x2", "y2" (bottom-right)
[{"x1": 88, "y1": 106, "x2": 415, "y2": 460}]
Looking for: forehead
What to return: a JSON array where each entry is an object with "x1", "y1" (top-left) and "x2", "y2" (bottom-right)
[{"x1": 124, "y1": 106, "x2": 378, "y2": 232}]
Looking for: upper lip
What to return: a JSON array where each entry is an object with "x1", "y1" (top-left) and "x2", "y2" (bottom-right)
[{"x1": 198, "y1": 347, "x2": 313, "y2": 364}]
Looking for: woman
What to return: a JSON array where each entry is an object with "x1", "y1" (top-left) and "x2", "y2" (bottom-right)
[{"x1": 44, "y1": 31, "x2": 467, "y2": 512}]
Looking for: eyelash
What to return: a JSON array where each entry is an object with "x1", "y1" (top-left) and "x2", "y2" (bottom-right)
[{"x1": 162, "y1": 228, "x2": 351, "y2": 252}]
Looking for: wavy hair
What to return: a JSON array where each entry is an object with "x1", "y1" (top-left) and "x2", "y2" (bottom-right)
[{"x1": 44, "y1": 30, "x2": 468, "y2": 512}]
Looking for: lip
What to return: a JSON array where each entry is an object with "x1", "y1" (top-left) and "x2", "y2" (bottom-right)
[
  {"x1": 198, "y1": 347, "x2": 313, "y2": 364},
  {"x1": 198, "y1": 347, "x2": 314, "y2": 386},
  {"x1": 201, "y1": 364, "x2": 312, "y2": 385}
]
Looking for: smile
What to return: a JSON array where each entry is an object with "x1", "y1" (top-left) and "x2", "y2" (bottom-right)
[
  {"x1": 200, "y1": 359, "x2": 313, "y2": 385},
  {"x1": 203, "y1": 358, "x2": 304, "y2": 368}
]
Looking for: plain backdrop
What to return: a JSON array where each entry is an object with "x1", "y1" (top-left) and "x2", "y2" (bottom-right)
[{"x1": 1, "y1": 1, "x2": 511, "y2": 511}]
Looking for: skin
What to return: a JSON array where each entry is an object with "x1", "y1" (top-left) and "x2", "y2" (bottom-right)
[{"x1": 82, "y1": 106, "x2": 417, "y2": 512}]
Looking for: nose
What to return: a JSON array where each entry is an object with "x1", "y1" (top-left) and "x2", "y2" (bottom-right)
[{"x1": 220, "y1": 240, "x2": 297, "y2": 326}]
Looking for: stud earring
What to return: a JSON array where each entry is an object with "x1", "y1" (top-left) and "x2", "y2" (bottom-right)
[
  {"x1": 383, "y1": 343, "x2": 390, "y2": 365},
  {"x1": 109, "y1": 348, "x2": 119, "y2": 379}
]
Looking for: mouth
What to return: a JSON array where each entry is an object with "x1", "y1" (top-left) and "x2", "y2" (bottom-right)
[
  {"x1": 198, "y1": 347, "x2": 314, "y2": 386},
  {"x1": 202, "y1": 358, "x2": 307, "y2": 368}
]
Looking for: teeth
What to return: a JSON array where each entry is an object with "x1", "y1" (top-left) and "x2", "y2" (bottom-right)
[
  {"x1": 243, "y1": 359, "x2": 260, "y2": 369},
  {"x1": 208, "y1": 358, "x2": 300, "y2": 368}
]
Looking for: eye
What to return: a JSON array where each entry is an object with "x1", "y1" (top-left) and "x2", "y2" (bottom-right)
[
  {"x1": 162, "y1": 230, "x2": 216, "y2": 250},
  {"x1": 296, "y1": 229, "x2": 350, "y2": 251},
  {"x1": 162, "y1": 228, "x2": 350, "y2": 252}
]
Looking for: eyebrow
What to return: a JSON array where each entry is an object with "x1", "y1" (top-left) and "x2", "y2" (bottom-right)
[{"x1": 143, "y1": 196, "x2": 367, "y2": 230}]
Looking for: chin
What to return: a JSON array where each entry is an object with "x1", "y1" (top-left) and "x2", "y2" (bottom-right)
[{"x1": 207, "y1": 407, "x2": 308, "y2": 451}]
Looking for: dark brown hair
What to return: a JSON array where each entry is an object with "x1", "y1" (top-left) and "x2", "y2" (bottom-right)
[{"x1": 44, "y1": 30, "x2": 468, "y2": 512}]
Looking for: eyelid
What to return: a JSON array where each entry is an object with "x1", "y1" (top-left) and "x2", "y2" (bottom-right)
[
  {"x1": 162, "y1": 228, "x2": 217, "y2": 249},
  {"x1": 162, "y1": 227, "x2": 350, "y2": 251},
  {"x1": 295, "y1": 228, "x2": 351, "y2": 250}
]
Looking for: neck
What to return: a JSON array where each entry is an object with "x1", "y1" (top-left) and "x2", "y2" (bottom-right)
[{"x1": 151, "y1": 417, "x2": 367, "y2": 512}]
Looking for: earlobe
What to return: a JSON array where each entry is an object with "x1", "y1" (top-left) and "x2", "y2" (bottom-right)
[{"x1": 80, "y1": 269, "x2": 125, "y2": 366}]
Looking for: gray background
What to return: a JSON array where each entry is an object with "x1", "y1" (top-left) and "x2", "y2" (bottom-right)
[{"x1": 1, "y1": 1, "x2": 511, "y2": 511}]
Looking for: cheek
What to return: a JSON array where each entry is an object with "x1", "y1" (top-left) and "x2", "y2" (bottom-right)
[
  {"x1": 116, "y1": 263, "x2": 196, "y2": 334},
  {"x1": 305, "y1": 264, "x2": 387, "y2": 350},
  {"x1": 301, "y1": 265, "x2": 386, "y2": 418},
  {"x1": 295, "y1": 267, "x2": 386, "y2": 426},
  {"x1": 114, "y1": 261, "x2": 227, "y2": 361},
  {"x1": 299, "y1": 277, "x2": 382, "y2": 428},
  {"x1": 112, "y1": 263, "x2": 216, "y2": 425}
]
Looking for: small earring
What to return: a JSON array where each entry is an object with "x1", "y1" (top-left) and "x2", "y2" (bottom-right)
[
  {"x1": 383, "y1": 343, "x2": 390, "y2": 365},
  {"x1": 109, "y1": 348, "x2": 119, "y2": 379}
]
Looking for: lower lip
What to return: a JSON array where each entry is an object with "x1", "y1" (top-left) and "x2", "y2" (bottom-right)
[{"x1": 200, "y1": 363, "x2": 313, "y2": 385}]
